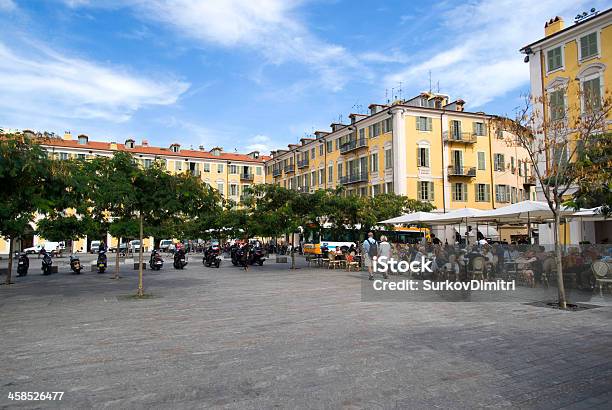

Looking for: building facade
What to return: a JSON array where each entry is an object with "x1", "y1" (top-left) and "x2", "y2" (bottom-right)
[
  {"x1": 520, "y1": 8, "x2": 612, "y2": 244},
  {"x1": 264, "y1": 92, "x2": 534, "y2": 213},
  {"x1": 0, "y1": 132, "x2": 267, "y2": 254}
]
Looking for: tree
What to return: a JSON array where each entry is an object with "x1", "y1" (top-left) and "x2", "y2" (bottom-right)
[
  {"x1": 498, "y1": 86, "x2": 611, "y2": 308},
  {"x1": 0, "y1": 135, "x2": 51, "y2": 285}
]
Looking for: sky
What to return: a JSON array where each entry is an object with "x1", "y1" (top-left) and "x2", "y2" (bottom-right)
[{"x1": 0, "y1": 0, "x2": 607, "y2": 153}]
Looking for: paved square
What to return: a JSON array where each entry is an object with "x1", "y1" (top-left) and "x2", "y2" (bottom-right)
[{"x1": 1, "y1": 255, "x2": 611, "y2": 409}]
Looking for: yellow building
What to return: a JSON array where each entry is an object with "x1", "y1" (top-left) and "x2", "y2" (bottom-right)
[
  {"x1": 0, "y1": 132, "x2": 267, "y2": 254},
  {"x1": 520, "y1": 8, "x2": 612, "y2": 245},
  {"x1": 265, "y1": 92, "x2": 533, "y2": 213}
]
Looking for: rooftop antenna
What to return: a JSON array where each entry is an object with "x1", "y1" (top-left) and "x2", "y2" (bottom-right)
[
  {"x1": 428, "y1": 70, "x2": 432, "y2": 93},
  {"x1": 436, "y1": 81, "x2": 440, "y2": 93},
  {"x1": 398, "y1": 81, "x2": 403, "y2": 101},
  {"x1": 385, "y1": 88, "x2": 389, "y2": 104}
]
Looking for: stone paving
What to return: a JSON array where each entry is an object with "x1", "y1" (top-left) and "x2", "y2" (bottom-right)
[{"x1": 1, "y1": 255, "x2": 611, "y2": 409}]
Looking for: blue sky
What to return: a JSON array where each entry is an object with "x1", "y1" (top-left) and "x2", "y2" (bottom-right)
[{"x1": 0, "y1": 0, "x2": 606, "y2": 153}]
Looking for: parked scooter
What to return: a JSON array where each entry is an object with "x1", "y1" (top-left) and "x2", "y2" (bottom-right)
[
  {"x1": 230, "y1": 243, "x2": 240, "y2": 266},
  {"x1": 16, "y1": 252, "x2": 29, "y2": 277},
  {"x1": 70, "y1": 255, "x2": 82, "y2": 274},
  {"x1": 41, "y1": 248, "x2": 53, "y2": 275},
  {"x1": 149, "y1": 249, "x2": 164, "y2": 271},
  {"x1": 203, "y1": 245, "x2": 221, "y2": 268},
  {"x1": 173, "y1": 248, "x2": 187, "y2": 269},
  {"x1": 97, "y1": 249, "x2": 107, "y2": 273},
  {"x1": 249, "y1": 246, "x2": 266, "y2": 266},
  {"x1": 235, "y1": 243, "x2": 250, "y2": 269}
]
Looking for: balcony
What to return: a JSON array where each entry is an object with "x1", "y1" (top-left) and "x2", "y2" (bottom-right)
[
  {"x1": 272, "y1": 168, "x2": 281, "y2": 177},
  {"x1": 284, "y1": 164, "x2": 295, "y2": 174},
  {"x1": 297, "y1": 158, "x2": 310, "y2": 169},
  {"x1": 240, "y1": 173, "x2": 254, "y2": 181},
  {"x1": 339, "y1": 171, "x2": 368, "y2": 185},
  {"x1": 340, "y1": 137, "x2": 367, "y2": 154},
  {"x1": 445, "y1": 132, "x2": 477, "y2": 144},
  {"x1": 523, "y1": 175, "x2": 536, "y2": 186},
  {"x1": 447, "y1": 165, "x2": 476, "y2": 177}
]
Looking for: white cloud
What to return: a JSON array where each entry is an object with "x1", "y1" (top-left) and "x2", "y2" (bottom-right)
[
  {"x1": 66, "y1": 0, "x2": 359, "y2": 92},
  {"x1": 0, "y1": 0, "x2": 16, "y2": 12},
  {"x1": 246, "y1": 135, "x2": 275, "y2": 153},
  {"x1": 0, "y1": 39, "x2": 189, "y2": 126},
  {"x1": 385, "y1": 0, "x2": 599, "y2": 109}
]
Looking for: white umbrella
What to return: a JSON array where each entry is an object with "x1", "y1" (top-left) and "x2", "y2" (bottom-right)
[
  {"x1": 471, "y1": 200, "x2": 571, "y2": 223},
  {"x1": 378, "y1": 211, "x2": 440, "y2": 224},
  {"x1": 425, "y1": 208, "x2": 486, "y2": 224},
  {"x1": 569, "y1": 207, "x2": 609, "y2": 221}
]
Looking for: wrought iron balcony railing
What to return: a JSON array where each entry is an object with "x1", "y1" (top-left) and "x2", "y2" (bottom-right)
[
  {"x1": 340, "y1": 137, "x2": 367, "y2": 154},
  {"x1": 339, "y1": 171, "x2": 368, "y2": 185},
  {"x1": 447, "y1": 165, "x2": 476, "y2": 177}
]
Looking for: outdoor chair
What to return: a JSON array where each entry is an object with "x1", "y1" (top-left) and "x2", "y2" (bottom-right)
[
  {"x1": 592, "y1": 260, "x2": 612, "y2": 297},
  {"x1": 471, "y1": 256, "x2": 486, "y2": 281},
  {"x1": 345, "y1": 254, "x2": 359, "y2": 272},
  {"x1": 328, "y1": 253, "x2": 342, "y2": 270},
  {"x1": 319, "y1": 252, "x2": 330, "y2": 268},
  {"x1": 541, "y1": 257, "x2": 557, "y2": 288}
]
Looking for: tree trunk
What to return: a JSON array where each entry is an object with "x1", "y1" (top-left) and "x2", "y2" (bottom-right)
[
  {"x1": 290, "y1": 231, "x2": 296, "y2": 269},
  {"x1": 137, "y1": 214, "x2": 144, "y2": 297},
  {"x1": 4, "y1": 237, "x2": 14, "y2": 285},
  {"x1": 113, "y1": 236, "x2": 121, "y2": 280},
  {"x1": 553, "y1": 212, "x2": 567, "y2": 309}
]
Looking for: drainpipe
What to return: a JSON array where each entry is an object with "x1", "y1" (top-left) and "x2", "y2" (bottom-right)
[
  {"x1": 440, "y1": 111, "x2": 446, "y2": 212},
  {"x1": 487, "y1": 120, "x2": 495, "y2": 209}
]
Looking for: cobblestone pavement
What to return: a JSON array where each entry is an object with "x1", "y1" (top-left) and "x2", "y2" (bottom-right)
[{"x1": 1, "y1": 256, "x2": 611, "y2": 409}]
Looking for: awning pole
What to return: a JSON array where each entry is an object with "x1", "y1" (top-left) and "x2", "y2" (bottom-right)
[{"x1": 527, "y1": 211, "x2": 531, "y2": 245}]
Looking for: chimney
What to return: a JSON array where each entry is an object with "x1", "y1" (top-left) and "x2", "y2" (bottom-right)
[
  {"x1": 199, "y1": 145, "x2": 205, "y2": 151},
  {"x1": 141, "y1": 139, "x2": 149, "y2": 147},
  {"x1": 544, "y1": 16, "x2": 564, "y2": 37},
  {"x1": 314, "y1": 131, "x2": 329, "y2": 139},
  {"x1": 63, "y1": 131, "x2": 72, "y2": 141},
  {"x1": 330, "y1": 123, "x2": 347, "y2": 132}
]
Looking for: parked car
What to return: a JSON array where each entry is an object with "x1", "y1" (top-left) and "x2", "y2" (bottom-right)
[
  {"x1": 129, "y1": 240, "x2": 141, "y2": 252},
  {"x1": 90, "y1": 240, "x2": 102, "y2": 253},
  {"x1": 159, "y1": 239, "x2": 175, "y2": 252},
  {"x1": 24, "y1": 242, "x2": 63, "y2": 255},
  {"x1": 109, "y1": 243, "x2": 128, "y2": 253}
]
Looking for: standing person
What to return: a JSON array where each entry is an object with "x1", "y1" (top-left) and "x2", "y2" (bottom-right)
[
  {"x1": 377, "y1": 236, "x2": 391, "y2": 278},
  {"x1": 362, "y1": 232, "x2": 378, "y2": 280},
  {"x1": 430, "y1": 233, "x2": 441, "y2": 245}
]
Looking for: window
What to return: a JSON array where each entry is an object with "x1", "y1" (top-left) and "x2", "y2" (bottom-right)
[
  {"x1": 338, "y1": 163, "x2": 343, "y2": 178},
  {"x1": 416, "y1": 116, "x2": 432, "y2": 131},
  {"x1": 326, "y1": 140, "x2": 333, "y2": 153},
  {"x1": 311, "y1": 148, "x2": 316, "y2": 159},
  {"x1": 518, "y1": 160, "x2": 523, "y2": 176},
  {"x1": 511, "y1": 187, "x2": 517, "y2": 203},
  {"x1": 359, "y1": 187, "x2": 367, "y2": 197},
  {"x1": 203, "y1": 163, "x2": 210, "y2": 172},
  {"x1": 383, "y1": 118, "x2": 393, "y2": 133},
  {"x1": 256, "y1": 166, "x2": 262, "y2": 176},
  {"x1": 452, "y1": 183, "x2": 467, "y2": 202},
  {"x1": 372, "y1": 184, "x2": 381, "y2": 196},
  {"x1": 476, "y1": 184, "x2": 490, "y2": 202},
  {"x1": 217, "y1": 183, "x2": 224, "y2": 194},
  {"x1": 175, "y1": 161, "x2": 182, "y2": 171},
  {"x1": 77, "y1": 154, "x2": 86, "y2": 160},
  {"x1": 417, "y1": 147, "x2": 430, "y2": 168},
  {"x1": 549, "y1": 89, "x2": 565, "y2": 121},
  {"x1": 384, "y1": 148, "x2": 393, "y2": 169},
  {"x1": 143, "y1": 159, "x2": 152, "y2": 168},
  {"x1": 319, "y1": 145, "x2": 324, "y2": 156},
  {"x1": 494, "y1": 154, "x2": 505, "y2": 171},
  {"x1": 450, "y1": 120, "x2": 461, "y2": 138},
  {"x1": 547, "y1": 46, "x2": 562, "y2": 72},
  {"x1": 318, "y1": 169, "x2": 324, "y2": 185},
  {"x1": 335, "y1": 139, "x2": 340, "y2": 150},
  {"x1": 473, "y1": 122, "x2": 486, "y2": 136},
  {"x1": 229, "y1": 165, "x2": 238, "y2": 174},
  {"x1": 511, "y1": 157, "x2": 515, "y2": 174},
  {"x1": 477, "y1": 152, "x2": 486, "y2": 170},
  {"x1": 583, "y1": 76, "x2": 601, "y2": 111},
  {"x1": 328, "y1": 165, "x2": 333, "y2": 182},
  {"x1": 495, "y1": 185, "x2": 510, "y2": 203},
  {"x1": 230, "y1": 184, "x2": 238, "y2": 196},
  {"x1": 217, "y1": 163, "x2": 224, "y2": 173},
  {"x1": 311, "y1": 171, "x2": 316, "y2": 187},
  {"x1": 59, "y1": 152, "x2": 69, "y2": 160},
  {"x1": 385, "y1": 182, "x2": 393, "y2": 194},
  {"x1": 370, "y1": 122, "x2": 381, "y2": 138},
  {"x1": 370, "y1": 152, "x2": 379, "y2": 172},
  {"x1": 579, "y1": 32, "x2": 598, "y2": 60},
  {"x1": 359, "y1": 128, "x2": 365, "y2": 139},
  {"x1": 418, "y1": 181, "x2": 434, "y2": 201}
]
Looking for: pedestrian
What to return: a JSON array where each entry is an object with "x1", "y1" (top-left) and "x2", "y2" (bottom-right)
[
  {"x1": 431, "y1": 233, "x2": 441, "y2": 245},
  {"x1": 377, "y1": 236, "x2": 391, "y2": 278},
  {"x1": 362, "y1": 232, "x2": 378, "y2": 280}
]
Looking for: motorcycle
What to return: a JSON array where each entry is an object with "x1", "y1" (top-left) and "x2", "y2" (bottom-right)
[
  {"x1": 230, "y1": 244, "x2": 240, "y2": 266},
  {"x1": 70, "y1": 255, "x2": 82, "y2": 274},
  {"x1": 149, "y1": 249, "x2": 164, "y2": 271},
  {"x1": 235, "y1": 244, "x2": 250, "y2": 268},
  {"x1": 97, "y1": 249, "x2": 107, "y2": 273},
  {"x1": 41, "y1": 249, "x2": 53, "y2": 275},
  {"x1": 173, "y1": 248, "x2": 187, "y2": 269},
  {"x1": 249, "y1": 246, "x2": 266, "y2": 266},
  {"x1": 16, "y1": 252, "x2": 29, "y2": 277},
  {"x1": 203, "y1": 245, "x2": 221, "y2": 268}
]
